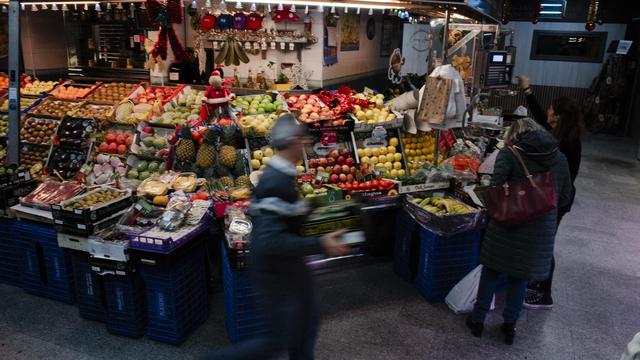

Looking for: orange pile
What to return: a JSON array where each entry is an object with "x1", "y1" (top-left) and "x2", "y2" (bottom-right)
[{"x1": 51, "y1": 85, "x2": 93, "y2": 100}]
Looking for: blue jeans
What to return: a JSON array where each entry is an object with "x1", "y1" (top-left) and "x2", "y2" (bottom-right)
[{"x1": 472, "y1": 266, "x2": 528, "y2": 323}]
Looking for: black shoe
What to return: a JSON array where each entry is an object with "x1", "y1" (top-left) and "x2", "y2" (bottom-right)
[
  {"x1": 466, "y1": 315, "x2": 484, "y2": 338},
  {"x1": 501, "y1": 322, "x2": 516, "y2": 345},
  {"x1": 524, "y1": 288, "x2": 554, "y2": 310}
]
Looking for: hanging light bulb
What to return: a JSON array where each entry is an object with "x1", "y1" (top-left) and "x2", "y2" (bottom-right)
[
  {"x1": 304, "y1": 5, "x2": 308, "y2": 14},
  {"x1": 106, "y1": 3, "x2": 112, "y2": 10},
  {"x1": 330, "y1": 6, "x2": 335, "y2": 14},
  {"x1": 277, "y1": 3, "x2": 283, "y2": 11},
  {"x1": 368, "y1": 8, "x2": 373, "y2": 15},
  {"x1": 220, "y1": 0, "x2": 226, "y2": 10},
  {"x1": 74, "y1": 3, "x2": 77, "y2": 10},
  {"x1": 316, "y1": 5, "x2": 323, "y2": 13},
  {"x1": 344, "y1": 6, "x2": 348, "y2": 14},
  {"x1": 21, "y1": 3, "x2": 25, "y2": 11},
  {"x1": 267, "y1": 4, "x2": 271, "y2": 12},
  {"x1": 117, "y1": 3, "x2": 124, "y2": 10},
  {"x1": 235, "y1": 1, "x2": 242, "y2": 9},
  {"x1": 356, "y1": 8, "x2": 360, "y2": 15},
  {"x1": 51, "y1": 3, "x2": 59, "y2": 11},
  {"x1": 129, "y1": 3, "x2": 135, "y2": 17},
  {"x1": 140, "y1": 1, "x2": 146, "y2": 10},
  {"x1": 84, "y1": 3, "x2": 89, "y2": 10},
  {"x1": 191, "y1": 0, "x2": 196, "y2": 9},
  {"x1": 31, "y1": 4, "x2": 38, "y2": 11},
  {"x1": 95, "y1": 3, "x2": 101, "y2": 11},
  {"x1": 250, "y1": 2, "x2": 256, "y2": 12},
  {"x1": 1, "y1": 5, "x2": 7, "y2": 13},
  {"x1": 290, "y1": 4, "x2": 295, "y2": 12},
  {"x1": 41, "y1": 3, "x2": 48, "y2": 10},
  {"x1": 62, "y1": 4, "x2": 69, "y2": 11}
]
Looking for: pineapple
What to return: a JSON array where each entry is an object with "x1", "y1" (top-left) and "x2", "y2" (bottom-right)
[
  {"x1": 232, "y1": 150, "x2": 247, "y2": 177},
  {"x1": 219, "y1": 145, "x2": 237, "y2": 169},
  {"x1": 235, "y1": 175, "x2": 251, "y2": 188},
  {"x1": 220, "y1": 125, "x2": 236, "y2": 146},
  {"x1": 176, "y1": 126, "x2": 196, "y2": 163},
  {"x1": 196, "y1": 128, "x2": 217, "y2": 168},
  {"x1": 220, "y1": 176, "x2": 235, "y2": 189}
]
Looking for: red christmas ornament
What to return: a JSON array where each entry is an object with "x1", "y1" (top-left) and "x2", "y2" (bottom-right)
[
  {"x1": 272, "y1": 4, "x2": 299, "y2": 23},
  {"x1": 200, "y1": 14, "x2": 216, "y2": 31},
  {"x1": 246, "y1": 12, "x2": 263, "y2": 31},
  {"x1": 585, "y1": 22, "x2": 596, "y2": 31}
]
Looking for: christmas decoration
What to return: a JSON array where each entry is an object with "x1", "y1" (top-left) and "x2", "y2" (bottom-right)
[
  {"x1": 200, "y1": 71, "x2": 235, "y2": 120},
  {"x1": 272, "y1": 4, "x2": 299, "y2": 23},
  {"x1": 501, "y1": 0, "x2": 511, "y2": 25},
  {"x1": 200, "y1": 14, "x2": 217, "y2": 31},
  {"x1": 586, "y1": 0, "x2": 600, "y2": 31},
  {"x1": 246, "y1": 12, "x2": 263, "y2": 31},
  {"x1": 217, "y1": 13, "x2": 234, "y2": 30},
  {"x1": 147, "y1": 0, "x2": 187, "y2": 61},
  {"x1": 234, "y1": 12, "x2": 247, "y2": 29}
]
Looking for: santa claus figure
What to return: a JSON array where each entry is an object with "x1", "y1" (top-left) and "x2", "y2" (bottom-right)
[{"x1": 200, "y1": 70, "x2": 235, "y2": 120}]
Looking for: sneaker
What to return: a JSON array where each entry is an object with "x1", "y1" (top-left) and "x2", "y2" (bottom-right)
[
  {"x1": 465, "y1": 315, "x2": 484, "y2": 337},
  {"x1": 524, "y1": 288, "x2": 553, "y2": 310}
]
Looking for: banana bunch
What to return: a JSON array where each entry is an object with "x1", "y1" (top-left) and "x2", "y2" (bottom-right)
[
  {"x1": 413, "y1": 196, "x2": 474, "y2": 216},
  {"x1": 215, "y1": 38, "x2": 250, "y2": 66}
]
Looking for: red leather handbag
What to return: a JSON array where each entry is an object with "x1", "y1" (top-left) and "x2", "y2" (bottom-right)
[{"x1": 482, "y1": 147, "x2": 557, "y2": 226}]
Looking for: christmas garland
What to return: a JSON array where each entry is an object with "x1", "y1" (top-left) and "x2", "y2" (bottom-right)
[{"x1": 148, "y1": 0, "x2": 187, "y2": 61}]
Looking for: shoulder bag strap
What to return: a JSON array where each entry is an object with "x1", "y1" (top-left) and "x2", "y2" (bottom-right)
[{"x1": 509, "y1": 146, "x2": 537, "y2": 188}]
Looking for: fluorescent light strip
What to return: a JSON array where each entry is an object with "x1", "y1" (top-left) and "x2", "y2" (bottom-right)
[
  {"x1": 232, "y1": 0, "x2": 408, "y2": 10},
  {"x1": 540, "y1": 3, "x2": 564, "y2": 7},
  {"x1": 540, "y1": 11, "x2": 563, "y2": 14}
]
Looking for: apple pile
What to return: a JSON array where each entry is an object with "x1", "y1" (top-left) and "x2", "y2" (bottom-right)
[
  {"x1": 307, "y1": 149, "x2": 357, "y2": 184},
  {"x1": 98, "y1": 130, "x2": 134, "y2": 155},
  {"x1": 336, "y1": 179, "x2": 396, "y2": 192},
  {"x1": 286, "y1": 94, "x2": 334, "y2": 122},
  {"x1": 131, "y1": 86, "x2": 177, "y2": 104}
]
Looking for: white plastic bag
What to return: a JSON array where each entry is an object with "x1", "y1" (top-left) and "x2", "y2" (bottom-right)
[{"x1": 445, "y1": 265, "x2": 495, "y2": 314}]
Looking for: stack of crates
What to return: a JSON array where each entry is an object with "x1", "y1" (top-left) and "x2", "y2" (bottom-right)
[
  {"x1": 222, "y1": 243, "x2": 266, "y2": 344},
  {"x1": 0, "y1": 217, "x2": 20, "y2": 286},
  {"x1": 68, "y1": 250, "x2": 107, "y2": 322},
  {"x1": 415, "y1": 227, "x2": 481, "y2": 303},
  {"x1": 15, "y1": 219, "x2": 75, "y2": 303},
  {"x1": 393, "y1": 210, "x2": 419, "y2": 283},
  {"x1": 133, "y1": 238, "x2": 208, "y2": 345},
  {"x1": 101, "y1": 267, "x2": 147, "y2": 338}
]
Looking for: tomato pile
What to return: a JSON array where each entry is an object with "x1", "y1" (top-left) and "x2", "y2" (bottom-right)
[{"x1": 337, "y1": 179, "x2": 395, "y2": 192}]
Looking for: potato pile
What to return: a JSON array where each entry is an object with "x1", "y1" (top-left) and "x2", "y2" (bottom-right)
[
  {"x1": 74, "y1": 103, "x2": 113, "y2": 121},
  {"x1": 87, "y1": 82, "x2": 136, "y2": 104},
  {"x1": 29, "y1": 98, "x2": 81, "y2": 118},
  {"x1": 63, "y1": 188, "x2": 125, "y2": 210},
  {"x1": 20, "y1": 117, "x2": 59, "y2": 145},
  {"x1": 21, "y1": 146, "x2": 49, "y2": 167}
]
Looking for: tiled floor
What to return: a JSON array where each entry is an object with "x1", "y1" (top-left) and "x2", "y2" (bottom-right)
[{"x1": 1, "y1": 134, "x2": 639, "y2": 360}]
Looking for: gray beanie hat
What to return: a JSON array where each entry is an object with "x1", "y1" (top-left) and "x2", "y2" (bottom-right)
[{"x1": 270, "y1": 113, "x2": 309, "y2": 149}]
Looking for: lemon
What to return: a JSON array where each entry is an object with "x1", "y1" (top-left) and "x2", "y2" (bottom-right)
[
  {"x1": 361, "y1": 156, "x2": 370, "y2": 164},
  {"x1": 263, "y1": 147, "x2": 274, "y2": 157},
  {"x1": 378, "y1": 155, "x2": 387, "y2": 163},
  {"x1": 371, "y1": 148, "x2": 380, "y2": 157},
  {"x1": 389, "y1": 169, "x2": 398, "y2": 178},
  {"x1": 370, "y1": 156, "x2": 379, "y2": 164},
  {"x1": 357, "y1": 148, "x2": 365, "y2": 158},
  {"x1": 398, "y1": 169, "x2": 406, "y2": 177},
  {"x1": 251, "y1": 159, "x2": 261, "y2": 170},
  {"x1": 384, "y1": 161, "x2": 393, "y2": 170},
  {"x1": 364, "y1": 148, "x2": 373, "y2": 157},
  {"x1": 379, "y1": 147, "x2": 388, "y2": 155},
  {"x1": 387, "y1": 146, "x2": 396, "y2": 154},
  {"x1": 393, "y1": 161, "x2": 403, "y2": 170},
  {"x1": 394, "y1": 153, "x2": 403, "y2": 162}
]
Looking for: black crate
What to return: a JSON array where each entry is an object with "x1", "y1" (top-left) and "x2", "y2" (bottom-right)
[
  {"x1": 69, "y1": 250, "x2": 107, "y2": 322},
  {"x1": 54, "y1": 210, "x2": 126, "y2": 237},
  {"x1": 0, "y1": 180, "x2": 38, "y2": 216},
  {"x1": 51, "y1": 191, "x2": 133, "y2": 224}
]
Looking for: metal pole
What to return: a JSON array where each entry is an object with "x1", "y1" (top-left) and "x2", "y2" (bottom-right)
[
  {"x1": 441, "y1": 8, "x2": 450, "y2": 65},
  {"x1": 7, "y1": 0, "x2": 20, "y2": 165}
]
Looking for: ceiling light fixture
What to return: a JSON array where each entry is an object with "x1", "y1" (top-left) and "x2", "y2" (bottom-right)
[
  {"x1": 231, "y1": 0, "x2": 408, "y2": 11},
  {"x1": 368, "y1": 8, "x2": 373, "y2": 15}
]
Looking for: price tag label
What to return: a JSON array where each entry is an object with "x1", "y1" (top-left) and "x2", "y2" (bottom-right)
[
  {"x1": 213, "y1": 41, "x2": 219, "y2": 49},
  {"x1": 289, "y1": 43, "x2": 295, "y2": 51},
  {"x1": 253, "y1": 42, "x2": 261, "y2": 50},
  {"x1": 244, "y1": 42, "x2": 252, "y2": 50},
  {"x1": 261, "y1": 42, "x2": 268, "y2": 50},
  {"x1": 271, "y1": 42, "x2": 276, "y2": 49},
  {"x1": 280, "y1": 42, "x2": 286, "y2": 50},
  {"x1": 169, "y1": 72, "x2": 179, "y2": 81}
]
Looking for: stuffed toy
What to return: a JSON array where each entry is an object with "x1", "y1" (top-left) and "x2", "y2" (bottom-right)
[{"x1": 200, "y1": 70, "x2": 235, "y2": 120}]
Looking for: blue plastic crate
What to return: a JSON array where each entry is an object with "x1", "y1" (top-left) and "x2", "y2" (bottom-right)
[
  {"x1": 135, "y1": 239, "x2": 209, "y2": 345},
  {"x1": 0, "y1": 218, "x2": 20, "y2": 286},
  {"x1": 222, "y1": 243, "x2": 267, "y2": 344},
  {"x1": 15, "y1": 220, "x2": 75, "y2": 303},
  {"x1": 69, "y1": 250, "x2": 106, "y2": 322},
  {"x1": 393, "y1": 210, "x2": 419, "y2": 283},
  {"x1": 103, "y1": 272, "x2": 147, "y2": 338},
  {"x1": 415, "y1": 227, "x2": 481, "y2": 303}
]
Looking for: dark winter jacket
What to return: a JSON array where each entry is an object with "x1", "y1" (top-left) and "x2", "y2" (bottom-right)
[
  {"x1": 480, "y1": 130, "x2": 572, "y2": 281},
  {"x1": 526, "y1": 93, "x2": 582, "y2": 212},
  {"x1": 250, "y1": 156, "x2": 323, "y2": 279}
]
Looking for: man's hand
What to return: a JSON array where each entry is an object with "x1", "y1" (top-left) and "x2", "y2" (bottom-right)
[
  {"x1": 518, "y1": 75, "x2": 530, "y2": 90},
  {"x1": 320, "y1": 230, "x2": 350, "y2": 257}
]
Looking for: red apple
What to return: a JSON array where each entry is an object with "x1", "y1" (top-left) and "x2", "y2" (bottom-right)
[
  {"x1": 117, "y1": 144, "x2": 127, "y2": 155},
  {"x1": 341, "y1": 148, "x2": 350, "y2": 157},
  {"x1": 339, "y1": 173, "x2": 347, "y2": 182},
  {"x1": 337, "y1": 156, "x2": 345, "y2": 165},
  {"x1": 341, "y1": 165, "x2": 350, "y2": 174},
  {"x1": 326, "y1": 157, "x2": 335, "y2": 166},
  {"x1": 143, "y1": 126, "x2": 154, "y2": 134},
  {"x1": 350, "y1": 167, "x2": 357, "y2": 175},
  {"x1": 329, "y1": 174, "x2": 339, "y2": 184},
  {"x1": 332, "y1": 165, "x2": 342, "y2": 174},
  {"x1": 345, "y1": 157, "x2": 355, "y2": 166},
  {"x1": 116, "y1": 134, "x2": 126, "y2": 145},
  {"x1": 125, "y1": 136, "x2": 133, "y2": 146},
  {"x1": 309, "y1": 158, "x2": 318, "y2": 168},
  {"x1": 99, "y1": 142, "x2": 109, "y2": 153},
  {"x1": 106, "y1": 133, "x2": 117, "y2": 143},
  {"x1": 329, "y1": 149, "x2": 339, "y2": 159},
  {"x1": 317, "y1": 166, "x2": 325, "y2": 173},
  {"x1": 309, "y1": 168, "x2": 317, "y2": 176},
  {"x1": 346, "y1": 174, "x2": 354, "y2": 182},
  {"x1": 108, "y1": 143, "x2": 118, "y2": 154},
  {"x1": 318, "y1": 158, "x2": 328, "y2": 167}
]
